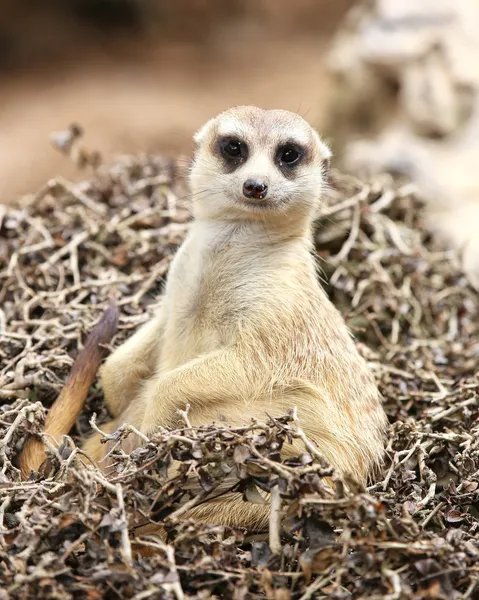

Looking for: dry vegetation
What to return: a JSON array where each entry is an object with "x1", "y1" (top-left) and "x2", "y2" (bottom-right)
[{"x1": 0, "y1": 134, "x2": 478, "y2": 598}]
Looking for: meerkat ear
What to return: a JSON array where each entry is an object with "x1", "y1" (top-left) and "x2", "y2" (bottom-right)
[
  {"x1": 312, "y1": 130, "x2": 332, "y2": 162},
  {"x1": 312, "y1": 130, "x2": 332, "y2": 175},
  {"x1": 193, "y1": 118, "x2": 216, "y2": 146}
]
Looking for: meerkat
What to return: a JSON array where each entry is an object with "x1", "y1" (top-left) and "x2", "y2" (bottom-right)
[{"x1": 20, "y1": 106, "x2": 388, "y2": 532}]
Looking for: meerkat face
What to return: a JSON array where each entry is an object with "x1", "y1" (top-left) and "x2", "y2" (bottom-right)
[{"x1": 189, "y1": 106, "x2": 331, "y2": 223}]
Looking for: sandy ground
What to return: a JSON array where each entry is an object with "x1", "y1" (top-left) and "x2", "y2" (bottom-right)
[{"x1": 0, "y1": 34, "x2": 333, "y2": 203}]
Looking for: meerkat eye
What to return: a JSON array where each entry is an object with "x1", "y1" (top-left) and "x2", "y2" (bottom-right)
[
  {"x1": 219, "y1": 137, "x2": 247, "y2": 161},
  {"x1": 224, "y1": 139, "x2": 241, "y2": 158},
  {"x1": 277, "y1": 144, "x2": 302, "y2": 166}
]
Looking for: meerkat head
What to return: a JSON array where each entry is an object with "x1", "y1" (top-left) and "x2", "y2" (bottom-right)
[{"x1": 189, "y1": 106, "x2": 331, "y2": 225}]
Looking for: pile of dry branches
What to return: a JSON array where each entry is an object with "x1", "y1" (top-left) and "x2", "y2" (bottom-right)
[{"x1": 0, "y1": 144, "x2": 478, "y2": 598}]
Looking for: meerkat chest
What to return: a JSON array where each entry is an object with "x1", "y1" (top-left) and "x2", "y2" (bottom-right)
[{"x1": 159, "y1": 238, "x2": 247, "y2": 369}]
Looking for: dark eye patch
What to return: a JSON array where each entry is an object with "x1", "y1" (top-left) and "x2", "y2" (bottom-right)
[
  {"x1": 275, "y1": 142, "x2": 307, "y2": 177},
  {"x1": 216, "y1": 136, "x2": 248, "y2": 172}
]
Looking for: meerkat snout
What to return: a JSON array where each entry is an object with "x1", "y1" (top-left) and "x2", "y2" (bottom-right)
[
  {"x1": 190, "y1": 106, "x2": 331, "y2": 224},
  {"x1": 243, "y1": 178, "x2": 268, "y2": 200}
]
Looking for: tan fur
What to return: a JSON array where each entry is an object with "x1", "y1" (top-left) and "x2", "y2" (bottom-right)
[{"x1": 81, "y1": 106, "x2": 388, "y2": 531}]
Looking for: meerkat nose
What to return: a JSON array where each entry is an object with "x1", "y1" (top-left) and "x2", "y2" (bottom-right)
[{"x1": 243, "y1": 179, "x2": 268, "y2": 200}]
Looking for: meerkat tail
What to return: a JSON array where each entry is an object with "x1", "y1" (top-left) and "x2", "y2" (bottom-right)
[{"x1": 19, "y1": 300, "x2": 119, "y2": 479}]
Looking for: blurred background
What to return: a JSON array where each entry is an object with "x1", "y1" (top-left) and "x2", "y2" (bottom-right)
[
  {"x1": 1, "y1": 0, "x2": 479, "y2": 285},
  {"x1": 0, "y1": 0, "x2": 353, "y2": 201}
]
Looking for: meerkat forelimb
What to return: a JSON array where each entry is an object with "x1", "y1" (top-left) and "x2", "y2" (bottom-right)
[{"x1": 99, "y1": 303, "x2": 166, "y2": 418}]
